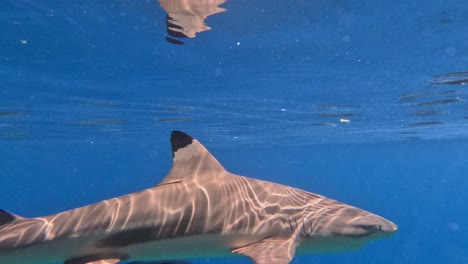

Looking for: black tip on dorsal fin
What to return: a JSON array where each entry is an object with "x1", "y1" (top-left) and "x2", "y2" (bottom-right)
[
  {"x1": 0, "y1": 209, "x2": 19, "y2": 226},
  {"x1": 158, "y1": 130, "x2": 225, "y2": 185},
  {"x1": 170, "y1": 130, "x2": 194, "y2": 157}
]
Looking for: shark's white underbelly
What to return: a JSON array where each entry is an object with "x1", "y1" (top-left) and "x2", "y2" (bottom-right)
[
  {"x1": 124, "y1": 233, "x2": 260, "y2": 261},
  {"x1": 0, "y1": 233, "x2": 263, "y2": 263}
]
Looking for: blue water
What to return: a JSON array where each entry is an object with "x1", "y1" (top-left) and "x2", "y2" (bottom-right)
[{"x1": 1, "y1": 0, "x2": 468, "y2": 263}]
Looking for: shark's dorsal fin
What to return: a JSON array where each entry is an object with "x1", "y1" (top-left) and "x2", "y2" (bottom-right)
[
  {"x1": 0, "y1": 209, "x2": 22, "y2": 226},
  {"x1": 159, "y1": 131, "x2": 225, "y2": 184}
]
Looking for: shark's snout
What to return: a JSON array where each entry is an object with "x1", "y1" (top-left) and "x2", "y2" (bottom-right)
[
  {"x1": 348, "y1": 212, "x2": 398, "y2": 238},
  {"x1": 309, "y1": 205, "x2": 399, "y2": 241},
  {"x1": 382, "y1": 219, "x2": 398, "y2": 233}
]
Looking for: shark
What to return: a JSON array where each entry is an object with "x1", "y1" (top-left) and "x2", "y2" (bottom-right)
[
  {"x1": 0, "y1": 130, "x2": 397, "y2": 264},
  {"x1": 159, "y1": 0, "x2": 228, "y2": 44}
]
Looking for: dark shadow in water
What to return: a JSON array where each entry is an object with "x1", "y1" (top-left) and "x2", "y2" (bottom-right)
[
  {"x1": 399, "y1": 131, "x2": 421, "y2": 141},
  {"x1": 407, "y1": 121, "x2": 444, "y2": 127},
  {"x1": 429, "y1": 71, "x2": 468, "y2": 86},
  {"x1": 399, "y1": 131, "x2": 419, "y2": 135},
  {"x1": 310, "y1": 123, "x2": 337, "y2": 127},
  {"x1": 416, "y1": 98, "x2": 462, "y2": 107},
  {"x1": 433, "y1": 71, "x2": 468, "y2": 78},
  {"x1": 316, "y1": 112, "x2": 361, "y2": 118},
  {"x1": 0, "y1": 111, "x2": 27, "y2": 117},
  {"x1": 438, "y1": 89, "x2": 459, "y2": 95},
  {"x1": 429, "y1": 78, "x2": 468, "y2": 85},
  {"x1": 0, "y1": 129, "x2": 29, "y2": 138},
  {"x1": 154, "y1": 117, "x2": 193, "y2": 123},
  {"x1": 396, "y1": 74, "x2": 467, "y2": 140},
  {"x1": 74, "y1": 119, "x2": 125, "y2": 126},
  {"x1": 399, "y1": 90, "x2": 461, "y2": 103},
  {"x1": 399, "y1": 92, "x2": 427, "y2": 103},
  {"x1": 312, "y1": 105, "x2": 361, "y2": 121},
  {"x1": 409, "y1": 109, "x2": 443, "y2": 117},
  {"x1": 403, "y1": 136, "x2": 421, "y2": 141},
  {"x1": 159, "y1": 0, "x2": 227, "y2": 44}
]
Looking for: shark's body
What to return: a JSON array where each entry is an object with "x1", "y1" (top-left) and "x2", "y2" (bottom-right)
[{"x1": 0, "y1": 131, "x2": 397, "y2": 264}]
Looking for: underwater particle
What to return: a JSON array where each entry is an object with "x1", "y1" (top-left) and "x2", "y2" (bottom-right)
[
  {"x1": 214, "y1": 67, "x2": 223, "y2": 77},
  {"x1": 445, "y1": 46, "x2": 456, "y2": 56},
  {"x1": 19, "y1": 39, "x2": 28, "y2": 44},
  {"x1": 340, "y1": 118, "x2": 350, "y2": 123},
  {"x1": 341, "y1": 35, "x2": 350, "y2": 42},
  {"x1": 447, "y1": 222, "x2": 459, "y2": 231}
]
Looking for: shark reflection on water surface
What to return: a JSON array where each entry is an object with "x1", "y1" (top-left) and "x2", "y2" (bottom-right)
[{"x1": 159, "y1": 0, "x2": 227, "y2": 44}]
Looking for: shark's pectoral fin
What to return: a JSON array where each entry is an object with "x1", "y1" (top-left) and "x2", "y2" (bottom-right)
[{"x1": 232, "y1": 238, "x2": 297, "y2": 264}]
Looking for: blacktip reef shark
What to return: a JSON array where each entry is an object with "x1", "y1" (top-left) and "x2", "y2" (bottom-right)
[{"x1": 0, "y1": 131, "x2": 397, "y2": 264}]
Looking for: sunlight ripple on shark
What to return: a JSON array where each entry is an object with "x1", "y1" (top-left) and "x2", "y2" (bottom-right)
[{"x1": 0, "y1": 131, "x2": 397, "y2": 264}]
